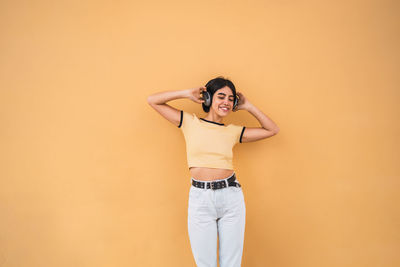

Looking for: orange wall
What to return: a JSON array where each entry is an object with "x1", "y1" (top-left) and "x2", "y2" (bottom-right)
[{"x1": 0, "y1": 0, "x2": 399, "y2": 266}]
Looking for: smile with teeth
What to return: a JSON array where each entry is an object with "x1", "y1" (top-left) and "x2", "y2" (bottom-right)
[{"x1": 219, "y1": 106, "x2": 229, "y2": 111}]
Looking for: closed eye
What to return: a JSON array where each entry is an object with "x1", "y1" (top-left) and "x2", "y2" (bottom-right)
[{"x1": 219, "y1": 97, "x2": 234, "y2": 101}]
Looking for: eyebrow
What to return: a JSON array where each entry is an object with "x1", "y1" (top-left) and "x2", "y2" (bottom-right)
[{"x1": 217, "y1": 92, "x2": 234, "y2": 98}]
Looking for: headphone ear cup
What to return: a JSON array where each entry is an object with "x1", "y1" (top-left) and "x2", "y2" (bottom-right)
[
  {"x1": 233, "y1": 95, "x2": 238, "y2": 109},
  {"x1": 203, "y1": 91, "x2": 211, "y2": 107}
]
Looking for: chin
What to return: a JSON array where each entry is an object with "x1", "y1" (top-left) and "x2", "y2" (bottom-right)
[
  {"x1": 212, "y1": 107, "x2": 231, "y2": 116},
  {"x1": 218, "y1": 111, "x2": 230, "y2": 116}
]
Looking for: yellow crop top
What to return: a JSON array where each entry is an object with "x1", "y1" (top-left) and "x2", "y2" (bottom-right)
[{"x1": 178, "y1": 110, "x2": 246, "y2": 170}]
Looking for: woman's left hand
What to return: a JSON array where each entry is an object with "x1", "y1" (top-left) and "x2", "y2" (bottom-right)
[{"x1": 233, "y1": 92, "x2": 250, "y2": 111}]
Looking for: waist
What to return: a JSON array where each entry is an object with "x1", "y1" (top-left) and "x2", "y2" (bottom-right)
[
  {"x1": 190, "y1": 170, "x2": 236, "y2": 182},
  {"x1": 190, "y1": 169, "x2": 236, "y2": 181}
]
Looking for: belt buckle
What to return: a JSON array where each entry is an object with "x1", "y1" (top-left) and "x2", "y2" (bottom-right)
[{"x1": 211, "y1": 182, "x2": 218, "y2": 190}]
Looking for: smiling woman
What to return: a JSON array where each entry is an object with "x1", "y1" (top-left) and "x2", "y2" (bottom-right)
[
  {"x1": 216, "y1": 92, "x2": 235, "y2": 112},
  {"x1": 200, "y1": 77, "x2": 239, "y2": 115},
  {"x1": 147, "y1": 75, "x2": 279, "y2": 267}
]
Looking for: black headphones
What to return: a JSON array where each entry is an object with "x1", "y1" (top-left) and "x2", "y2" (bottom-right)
[{"x1": 202, "y1": 86, "x2": 240, "y2": 110}]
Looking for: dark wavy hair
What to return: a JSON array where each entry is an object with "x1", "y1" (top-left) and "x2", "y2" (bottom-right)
[{"x1": 202, "y1": 76, "x2": 237, "y2": 113}]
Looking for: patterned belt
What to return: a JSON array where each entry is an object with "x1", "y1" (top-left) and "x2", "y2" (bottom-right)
[{"x1": 191, "y1": 173, "x2": 241, "y2": 190}]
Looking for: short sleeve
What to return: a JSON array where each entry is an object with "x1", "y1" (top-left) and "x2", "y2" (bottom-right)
[
  {"x1": 231, "y1": 124, "x2": 246, "y2": 144},
  {"x1": 177, "y1": 110, "x2": 194, "y2": 132}
]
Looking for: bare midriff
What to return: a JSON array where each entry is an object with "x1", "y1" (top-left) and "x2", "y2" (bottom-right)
[{"x1": 189, "y1": 167, "x2": 235, "y2": 181}]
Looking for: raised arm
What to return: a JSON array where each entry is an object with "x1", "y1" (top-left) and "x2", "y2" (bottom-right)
[{"x1": 147, "y1": 87, "x2": 205, "y2": 127}]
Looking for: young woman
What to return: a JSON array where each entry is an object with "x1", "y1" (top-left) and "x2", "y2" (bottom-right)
[{"x1": 147, "y1": 76, "x2": 279, "y2": 267}]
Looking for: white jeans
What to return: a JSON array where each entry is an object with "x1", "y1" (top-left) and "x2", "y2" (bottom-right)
[{"x1": 187, "y1": 173, "x2": 246, "y2": 267}]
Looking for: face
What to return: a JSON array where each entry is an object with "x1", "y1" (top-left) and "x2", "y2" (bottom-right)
[{"x1": 210, "y1": 86, "x2": 235, "y2": 116}]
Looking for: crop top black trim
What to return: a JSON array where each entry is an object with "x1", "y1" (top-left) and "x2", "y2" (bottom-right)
[
  {"x1": 179, "y1": 111, "x2": 228, "y2": 127},
  {"x1": 240, "y1": 127, "x2": 246, "y2": 143},
  {"x1": 199, "y1": 118, "x2": 225, "y2": 126},
  {"x1": 178, "y1": 110, "x2": 183, "y2": 128}
]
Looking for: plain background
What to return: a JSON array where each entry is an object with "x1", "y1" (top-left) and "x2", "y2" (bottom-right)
[{"x1": 1, "y1": 0, "x2": 399, "y2": 266}]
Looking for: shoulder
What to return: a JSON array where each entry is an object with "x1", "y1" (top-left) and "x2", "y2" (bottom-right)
[
  {"x1": 228, "y1": 123, "x2": 246, "y2": 143},
  {"x1": 178, "y1": 110, "x2": 197, "y2": 128},
  {"x1": 228, "y1": 123, "x2": 246, "y2": 132}
]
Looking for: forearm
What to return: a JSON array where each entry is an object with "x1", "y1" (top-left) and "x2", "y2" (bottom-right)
[
  {"x1": 246, "y1": 103, "x2": 280, "y2": 132},
  {"x1": 147, "y1": 89, "x2": 190, "y2": 105}
]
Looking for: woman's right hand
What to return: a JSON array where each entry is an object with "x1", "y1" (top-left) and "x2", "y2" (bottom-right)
[{"x1": 187, "y1": 87, "x2": 206, "y2": 104}]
